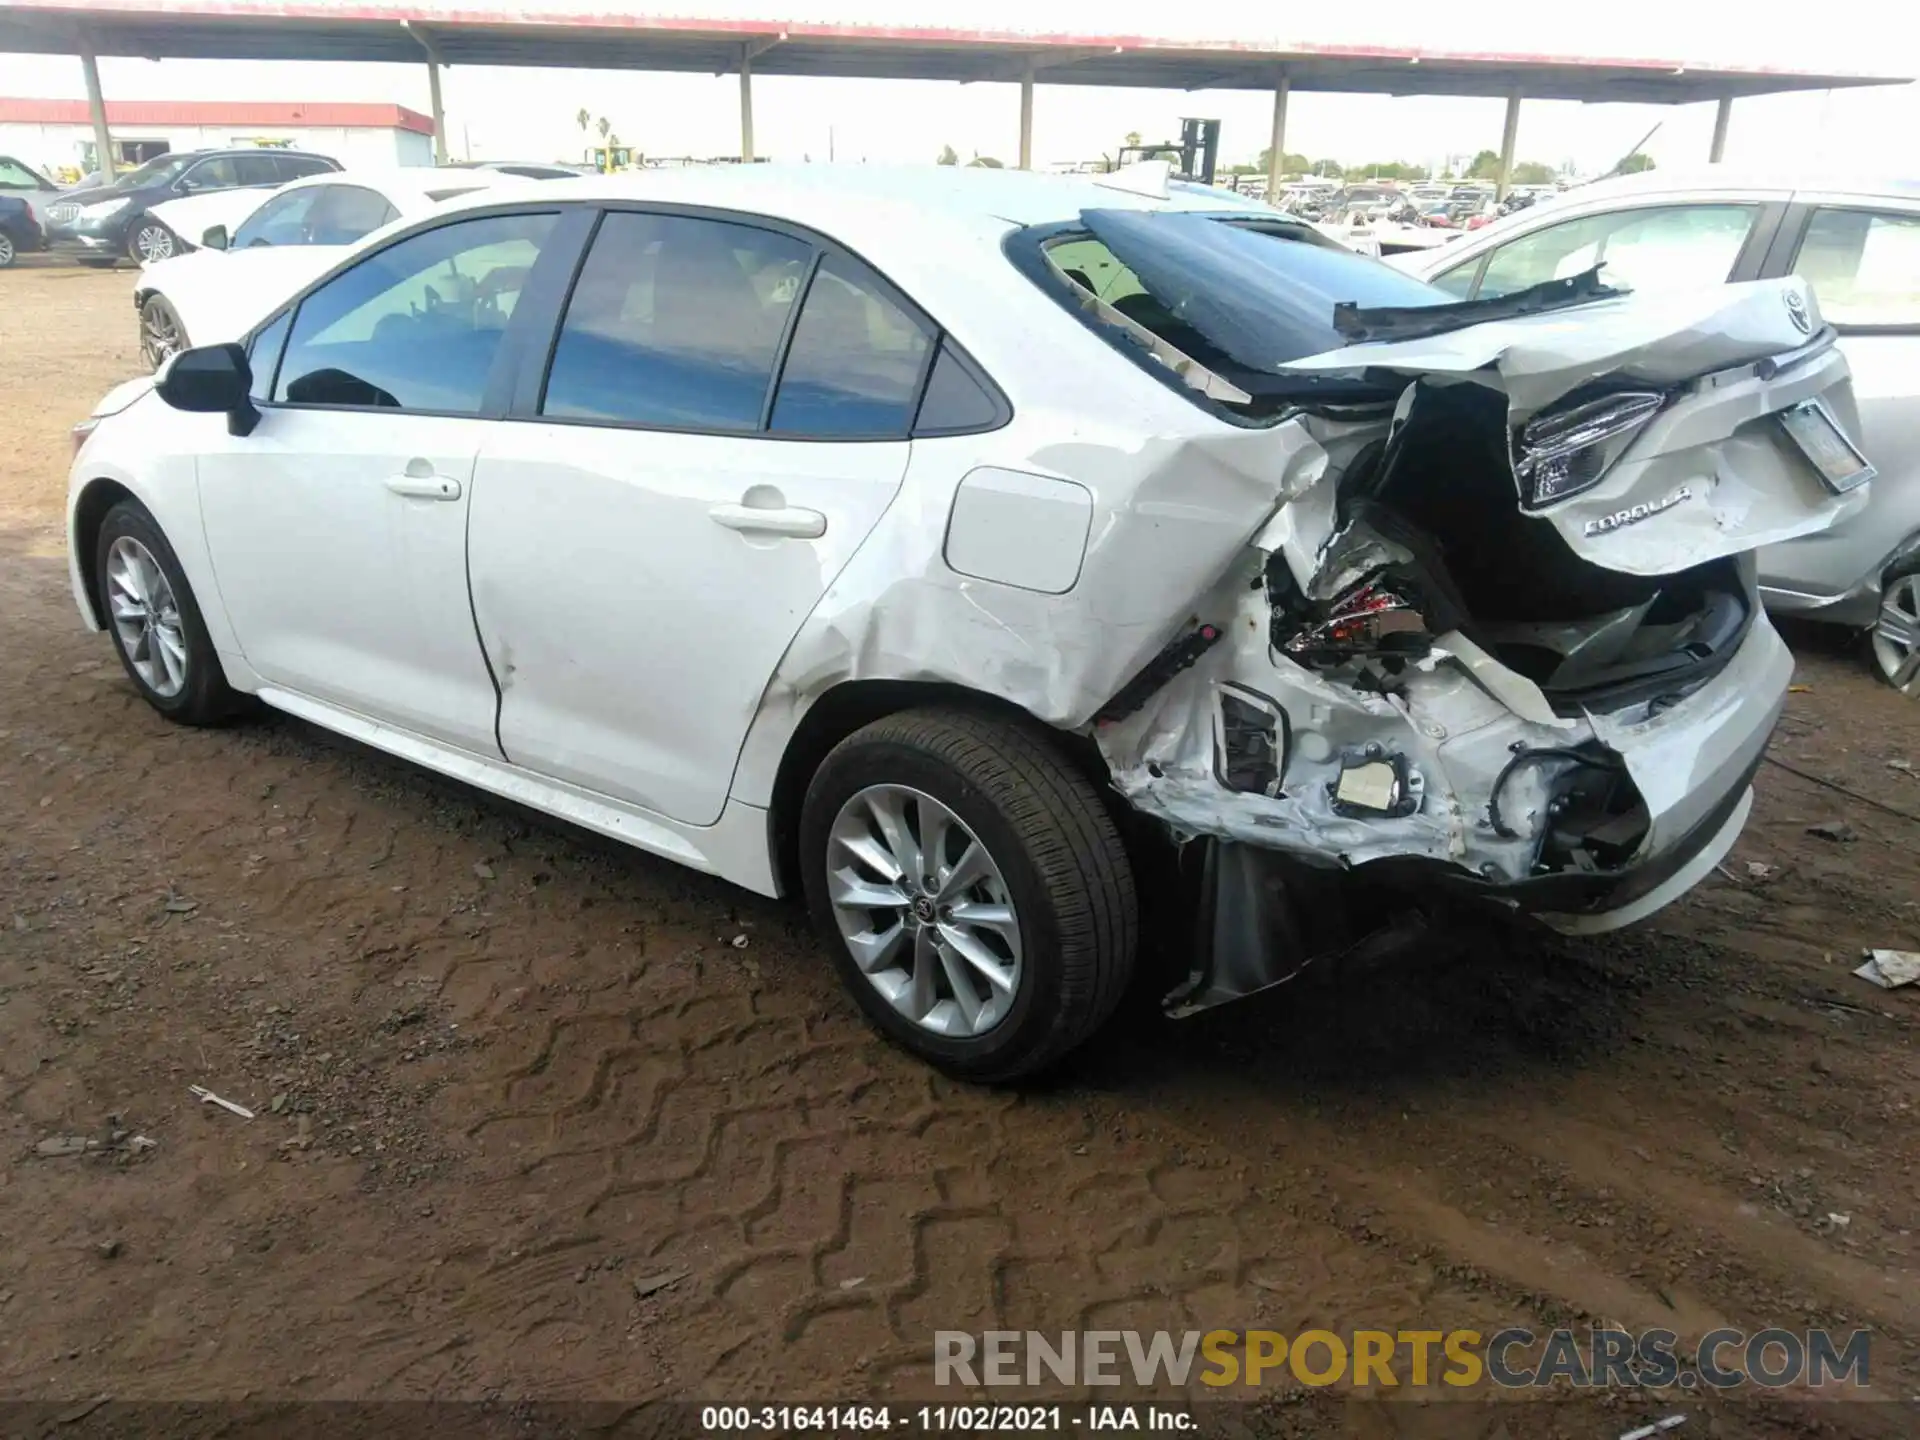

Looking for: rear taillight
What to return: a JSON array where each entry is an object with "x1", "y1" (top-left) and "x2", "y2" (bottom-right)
[{"x1": 1511, "y1": 391, "x2": 1665, "y2": 509}]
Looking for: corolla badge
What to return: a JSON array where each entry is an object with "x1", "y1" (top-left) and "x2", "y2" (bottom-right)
[
  {"x1": 1785, "y1": 289, "x2": 1812, "y2": 334},
  {"x1": 1582, "y1": 486, "x2": 1694, "y2": 537}
]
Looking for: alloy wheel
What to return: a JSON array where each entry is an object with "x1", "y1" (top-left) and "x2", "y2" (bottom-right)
[
  {"x1": 1873, "y1": 573, "x2": 1920, "y2": 696},
  {"x1": 105, "y1": 535, "x2": 188, "y2": 698},
  {"x1": 0, "y1": 232, "x2": 15, "y2": 267},
  {"x1": 825, "y1": 783, "x2": 1023, "y2": 1038},
  {"x1": 142, "y1": 302, "x2": 183, "y2": 367},
  {"x1": 133, "y1": 223, "x2": 174, "y2": 264}
]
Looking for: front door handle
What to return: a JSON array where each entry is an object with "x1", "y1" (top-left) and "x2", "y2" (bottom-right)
[
  {"x1": 385, "y1": 474, "x2": 461, "y2": 501},
  {"x1": 709, "y1": 502, "x2": 826, "y2": 539}
]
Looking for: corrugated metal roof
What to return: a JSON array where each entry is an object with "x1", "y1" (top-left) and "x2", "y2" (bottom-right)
[
  {"x1": 0, "y1": 98, "x2": 437, "y2": 135},
  {"x1": 0, "y1": 2, "x2": 1906, "y2": 104}
]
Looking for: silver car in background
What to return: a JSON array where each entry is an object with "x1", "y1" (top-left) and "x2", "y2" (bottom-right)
[{"x1": 1392, "y1": 172, "x2": 1920, "y2": 693}]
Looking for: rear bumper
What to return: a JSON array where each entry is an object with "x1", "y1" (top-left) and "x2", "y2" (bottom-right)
[{"x1": 1129, "y1": 612, "x2": 1792, "y2": 1014}]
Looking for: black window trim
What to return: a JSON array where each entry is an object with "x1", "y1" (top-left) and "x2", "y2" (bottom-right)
[
  {"x1": 511, "y1": 198, "x2": 1004, "y2": 444},
  {"x1": 237, "y1": 196, "x2": 1012, "y2": 437},
  {"x1": 1766, "y1": 198, "x2": 1920, "y2": 338},
  {"x1": 246, "y1": 200, "x2": 589, "y2": 423}
]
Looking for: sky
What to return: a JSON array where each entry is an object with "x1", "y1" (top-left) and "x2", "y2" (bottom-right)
[{"x1": 1, "y1": 0, "x2": 1916, "y2": 177}]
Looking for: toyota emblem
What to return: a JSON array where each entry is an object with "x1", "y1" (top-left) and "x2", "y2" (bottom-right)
[{"x1": 1785, "y1": 289, "x2": 1812, "y2": 335}]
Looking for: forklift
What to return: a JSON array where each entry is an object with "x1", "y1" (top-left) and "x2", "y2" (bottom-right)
[{"x1": 1111, "y1": 118, "x2": 1221, "y2": 185}]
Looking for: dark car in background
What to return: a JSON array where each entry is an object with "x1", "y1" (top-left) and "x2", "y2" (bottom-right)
[
  {"x1": 0, "y1": 194, "x2": 46, "y2": 267},
  {"x1": 43, "y1": 148, "x2": 340, "y2": 265},
  {"x1": 0, "y1": 153, "x2": 61, "y2": 224}
]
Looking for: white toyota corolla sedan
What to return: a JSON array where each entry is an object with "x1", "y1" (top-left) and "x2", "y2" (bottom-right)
[{"x1": 67, "y1": 164, "x2": 1870, "y2": 1079}]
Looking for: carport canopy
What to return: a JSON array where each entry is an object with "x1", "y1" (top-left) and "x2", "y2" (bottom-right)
[{"x1": 2, "y1": 2, "x2": 1908, "y2": 185}]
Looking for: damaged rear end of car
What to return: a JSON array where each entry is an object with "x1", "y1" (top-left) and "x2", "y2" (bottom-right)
[{"x1": 1020, "y1": 207, "x2": 1871, "y2": 1015}]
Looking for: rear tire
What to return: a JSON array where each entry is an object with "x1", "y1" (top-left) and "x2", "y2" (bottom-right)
[
  {"x1": 95, "y1": 499, "x2": 244, "y2": 726},
  {"x1": 0, "y1": 232, "x2": 15, "y2": 268},
  {"x1": 1871, "y1": 557, "x2": 1920, "y2": 697},
  {"x1": 800, "y1": 708, "x2": 1137, "y2": 1082}
]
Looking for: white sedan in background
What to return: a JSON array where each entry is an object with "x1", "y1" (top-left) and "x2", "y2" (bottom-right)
[
  {"x1": 1390, "y1": 170, "x2": 1920, "y2": 693},
  {"x1": 134, "y1": 168, "x2": 506, "y2": 368}
]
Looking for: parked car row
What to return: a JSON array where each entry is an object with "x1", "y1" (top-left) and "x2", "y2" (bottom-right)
[
  {"x1": 66, "y1": 163, "x2": 1875, "y2": 1079},
  {"x1": 133, "y1": 166, "x2": 524, "y2": 367},
  {"x1": 40, "y1": 149, "x2": 344, "y2": 264}
]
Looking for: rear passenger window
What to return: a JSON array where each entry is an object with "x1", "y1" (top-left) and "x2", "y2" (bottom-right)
[
  {"x1": 1793, "y1": 209, "x2": 1920, "y2": 328},
  {"x1": 542, "y1": 211, "x2": 812, "y2": 430},
  {"x1": 770, "y1": 253, "x2": 933, "y2": 438}
]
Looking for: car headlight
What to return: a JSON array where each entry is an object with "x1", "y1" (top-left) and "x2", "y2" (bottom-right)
[
  {"x1": 1511, "y1": 391, "x2": 1665, "y2": 509},
  {"x1": 79, "y1": 197, "x2": 130, "y2": 219}
]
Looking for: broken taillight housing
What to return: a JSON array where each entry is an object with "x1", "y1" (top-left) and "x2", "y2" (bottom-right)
[
  {"x1": 1512, "y1": 391, "x2": 1665, "y2": 509},
  {"x1": 1282, "y1": 581, "x2": 1428, "y2": 661}
]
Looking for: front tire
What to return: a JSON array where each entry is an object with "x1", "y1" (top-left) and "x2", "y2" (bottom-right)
[
  {"x1": 800, "y1": 708, "x2": 1137, "y2": 1082},
  {"x1": 128, "y1": 218, "x2": 176, "y2": 265},
  {"x1": 1872, "y1": 558, "x2": 1920, "y2": 697},
  {"x1": 140, "y1": 294, "x2": 189, "y2": 369},
  {"x1": 95, "y1": 499, "x2": 242, "y2": 725}
]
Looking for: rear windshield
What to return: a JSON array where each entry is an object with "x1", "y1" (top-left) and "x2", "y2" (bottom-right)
[{"x1": 1019, "y1": 208, "x2": 1450, "y2": 418}]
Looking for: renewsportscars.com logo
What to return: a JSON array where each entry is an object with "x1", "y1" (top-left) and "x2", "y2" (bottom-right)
[{"x1": 935, "y1": 1328, "x2": 1872, "y2": 1390}]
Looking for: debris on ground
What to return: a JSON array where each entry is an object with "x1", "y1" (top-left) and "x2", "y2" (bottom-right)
[
  {"x1": 631, "y1": 1267, "x2": 689, "y2": 1299},
  {"x1": 1744, "y1": 861, "x2": 1776, "y2": 880},
  {"x1": 189, "y1": 1086, "x2": 255, "y2": 1120},
  {"x1": 838, "y1": 1276, "x2": 866, "y2": 1290},
  {"x1": 33, "y1": 1136, "x2": 96, "y2": 1158},
  {"x1": 1619, "y1": 1418, "x2": 1686, "y2": 1440},
  {"x1": 730, "y1": 933, "x2": 750, "y2": 949},
  {"x1": 472, "y1": 861, "x2": 495, "y2": 881},
  {"x1": 1805, "y1": 820, "x2": 1858, "y2": 843},
  {"x1": 1854, "y1": 949, "x2": 1920, "y2": 990},
  {"x1": 161, "y1": 890, "x2": 198, "y2": 914}
]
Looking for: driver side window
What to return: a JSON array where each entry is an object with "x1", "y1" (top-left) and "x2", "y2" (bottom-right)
[
  {"x1": 231, "y1": 188, "x2": 324, "y2": 249},
  {"x1": 273, "y1": 211, "x2": 556, "y2": 414},
  {"x1": 180, "y1": 157, "x2": 240, "y2": 192}
]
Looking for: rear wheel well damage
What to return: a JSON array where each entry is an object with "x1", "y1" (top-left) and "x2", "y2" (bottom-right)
[
  {"x1": 72, "y1": 478, "x2": 136, "y2": 627},
  {"x1": 767, "y1": 680, "x2": 1150, "y2": 902}
]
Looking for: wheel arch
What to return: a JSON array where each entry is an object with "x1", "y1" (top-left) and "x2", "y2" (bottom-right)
[
  {"x1": 71, "y1": 476, "x2": 139, "y2": 628},
  {"x1": 763, "y1": 679, "x2": 1122, "y2": 901}
]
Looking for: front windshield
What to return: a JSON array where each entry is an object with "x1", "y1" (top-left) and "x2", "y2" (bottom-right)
[{"x1": 117, "y1": 154, "x2": 195, "y2": 188}]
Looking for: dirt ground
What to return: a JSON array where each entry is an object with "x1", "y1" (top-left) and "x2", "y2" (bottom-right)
[{"x1": 1, "y1": 262, "x2": 1917, "y2": 1435}]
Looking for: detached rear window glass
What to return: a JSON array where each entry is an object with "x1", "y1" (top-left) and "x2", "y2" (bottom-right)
[{"x1": 1071, "y1": 208, "x2": 1450, "y2": 374}]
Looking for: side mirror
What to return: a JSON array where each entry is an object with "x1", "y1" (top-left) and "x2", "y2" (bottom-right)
[
  {"x1": 156, "y1": 343, "x2": 259, "y2": 436},
  {"x1": 201, "y1": 224, "x2": 228, "y2": 251}
]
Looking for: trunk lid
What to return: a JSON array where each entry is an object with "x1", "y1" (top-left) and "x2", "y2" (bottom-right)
[{"x1": 1280, "y1": 278, "x2": 1872, "y2": 576}]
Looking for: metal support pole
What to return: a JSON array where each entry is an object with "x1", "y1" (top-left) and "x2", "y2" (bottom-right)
[
  {"x1": 77, "y1": 39, "x2": 115, "y2": 180},
  {"x1": 1496, "y1": 89, "x2": 1522, "y2": 201},
  {"x1": 1018, "y1": 68, "x2": 1034, "y2": 170},
  {"x1": 1709, "y1": 95, "x2": 1732, "y2": 163},
  {"x1": 1264, "y1": 73, "x2": 1290, "y2": 200},
  {"x1": 740, "y1": 52, "x2": 755, "y2": 162},
  {"x1": 425, "y1": 57, "x2": 448, "y2": 164}
]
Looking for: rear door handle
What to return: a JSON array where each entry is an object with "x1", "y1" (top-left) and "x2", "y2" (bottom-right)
[
  {"x1": 385, "y1": 474, "x2": 462, "y2": 501},
  {"x1": 709, "y1": 502, "x2": 826, "y2": 539}
]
